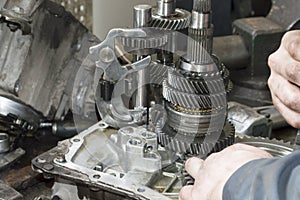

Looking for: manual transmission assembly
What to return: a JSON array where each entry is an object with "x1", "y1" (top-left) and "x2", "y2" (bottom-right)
[
  {"x1": 0, "y1": 0, "x2": 298, "y2": 199},
  {"x1": 32, "y1": 0, "x2": 236, "y2": 199}
]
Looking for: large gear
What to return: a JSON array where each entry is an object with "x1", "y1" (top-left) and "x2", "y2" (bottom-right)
[
  {"x1": 157, "y1": 121, "x2": 235, "y2": 155},
  {"x1": 167, "y1": 69, "x2": 225, "y2": 94},
  {"x1": 235, "y1": 134, "x2": 294, "y2": 157},
  {"x1": 165, "y1": 103, "x2": 226, "y2": 136},
  {"x1": 150, "y1": 8, "x2": 191, "y2": 31},
  {"x1": 163, "y1": 80, "x2": 226, "y2": 109},
  {"x1": 162, "y1": 61, "x2": 228, "y2": 110},
  {"x1": 176, "y1": 56, "x2": 232, "y2": 94}
]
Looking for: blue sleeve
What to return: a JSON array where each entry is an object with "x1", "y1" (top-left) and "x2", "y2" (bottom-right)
[{"x1": 222, "y1": 150, "x2": 300, "y2": 200}]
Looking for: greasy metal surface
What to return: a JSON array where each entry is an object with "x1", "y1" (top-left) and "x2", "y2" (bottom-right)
[
  {"x1": 0, "y1": 131, "x2": 62, "y2": 199},
  {"x1": 3, "y1": 166, "x2": 38, "y2": 190},
  {"x1": 51, "y1": 0, "x2": 93, "y2": 31},
  {"x1": 0, "y1": 148, "x2": 25, "y2": 170},
  {"x1": 268, "y1": 0, "x2": 300, "y2": 30},
  {"x1": 0, "y1": 180, "x2": 23, "y2": 200},
  {"x1": 0, "y1": 0, "x2": 99, "y2": 119},
  {"x1": 0, "y1": 8, "x2": 32, "y2": 34}
]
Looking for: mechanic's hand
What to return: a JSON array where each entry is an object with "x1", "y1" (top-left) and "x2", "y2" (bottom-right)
[
  {"x1": 268, "y1": 30, "x2": 300, "y2": 128},
  {"x1": 179, "y1": 144, "x2": 272, "y2": 200}
]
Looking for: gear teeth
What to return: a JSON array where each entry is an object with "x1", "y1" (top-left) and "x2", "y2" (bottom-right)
[
  {"x1": 117, "y1": 29, "x2": 169, "y2": 50},
  {"x1": 165, "y1": 103, "x2": 227, "y2": 136},
  {"x1": 149, "y1": 62, "x2": 169, "y2": 85},
  {"x1": 193, "y1": 0, "x2": 211, "y2": 13},
  {"x1": 163, "y1": 80, "x2": 227, "y2": 110},
  {"x1": 118, "y1": 31, "x2": 168, "y2": 49},
  {"x1": 150, "y1": 8, "x2": 191, "y2": 30},
  {"x1": 234, "y1": 134, "x2": 294, "y2": 157},
  {"x1": 168, "y1": 69, "x2": 225, "y2": 94},
  {"x1": 163, "y1": 67, "x2": 228, "y2": 110},
  {"x1": 158, "y1": 121, "x2": 235, "y2": 155},
  {"x1": 187, "y1": 28, "x2": 214, "y2": 63}
]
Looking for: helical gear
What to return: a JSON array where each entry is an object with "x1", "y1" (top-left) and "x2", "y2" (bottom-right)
[
  {"x1": 150, "y1": 8, "x2": 191, "y2": 31},
  {"x1": 150, "y1": 61, "x2": 169, "y2": 85},
  {"x1": 167, "y1": 69, "x2": 225, "y2": 94},
  {"x1": 157, "y1": 121, "x2": 235, "y2": 155},
  {"x1": 163, "y1": 81, "x2": 226, "y2": 110}
]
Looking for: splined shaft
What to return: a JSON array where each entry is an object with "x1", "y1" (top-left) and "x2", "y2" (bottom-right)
[
  {"x1": 187, "y1": 0, "x2": 213, "y2": 64},
  {"x1": 193, "y1": 0, "x2": 211, "y2": 13}
]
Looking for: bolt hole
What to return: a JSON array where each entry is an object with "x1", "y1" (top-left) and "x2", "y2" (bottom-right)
[
  {"x1": 93, "y1": 174, "x2": 101, "y2": 179},
  {"x1": 137, "y1": 187, "x2": 145, "y2": 193},
  {"x1": 99, "y1": 122, "x2": 107, "y2": 128},
  {"x1": 73, "y1": 138, "x2": 80, "y2": 142}
]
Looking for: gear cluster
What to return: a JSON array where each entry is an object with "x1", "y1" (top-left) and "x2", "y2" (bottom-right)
[{"x1": 153, "y1": 0, "x2": 235, "y2": 156}]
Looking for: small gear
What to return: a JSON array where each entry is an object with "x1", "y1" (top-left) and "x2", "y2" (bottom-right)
[
  {"x1": 150, "y1": 8, "x2": 191, "y2": 30},
  {"x1": 157, "y1": 121, "x2": 235, "y2": 155},
  {"x1": 117, "y1": 29, "x2": 168, "y2": 49}
]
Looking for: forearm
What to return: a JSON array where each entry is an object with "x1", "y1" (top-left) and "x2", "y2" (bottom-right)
[{"x1": 223, "y1": 150, "x2": 300, "y2": 200}]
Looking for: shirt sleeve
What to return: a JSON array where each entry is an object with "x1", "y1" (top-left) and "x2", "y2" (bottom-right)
[{"x1": 222, "y1": 150, "x2": 300, "y2": 200}]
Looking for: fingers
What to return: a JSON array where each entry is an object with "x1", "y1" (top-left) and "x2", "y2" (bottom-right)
[
  {"x1": 271, "y1": 89, "x2": 300, "y2": 128},
  {"x1": 179, "y1": 186, "x2": 193, "y2": 200},
  {"x1": 268, "y1": 72, "x2": 300, "y2": 112},
  {"x1": 268, "y1": 30, "x2": 300, "y2": 128},
  {"x1": 268, "y1": 48, "x2": 300, "y2": 86},
  {"x1": 185, "y1": 157, "x2": 204, "y2": 179},
  {"x1": 281, "y1": 30, "x2": 300, "y2": 61},
  {"x1": 268, "y1": 30, "x2": 300, "y2": 86},
  {"x1": 181, "y1": 144, "x2": 272, "y2": 200}
]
